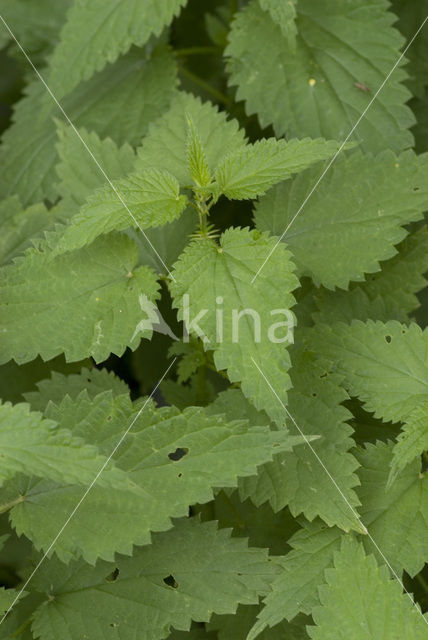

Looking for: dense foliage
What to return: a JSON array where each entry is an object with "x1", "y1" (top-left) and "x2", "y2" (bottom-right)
[{"x1": 0, "y1": 0, "x2": 428, "y2": 638}]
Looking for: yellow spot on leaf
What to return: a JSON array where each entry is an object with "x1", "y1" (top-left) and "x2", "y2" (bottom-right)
[{"x1": 309, "y1": 78, "x2": 316, "y2": 87}]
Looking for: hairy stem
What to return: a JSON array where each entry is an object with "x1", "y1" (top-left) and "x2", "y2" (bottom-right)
[
  {"x1": 175, "y1": 46, "x2": 221, "y2": 57},
  {"x1": 178, "y1": 66, "x2": 231, "y2": 105}
]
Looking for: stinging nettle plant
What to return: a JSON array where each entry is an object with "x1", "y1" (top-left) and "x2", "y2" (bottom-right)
[{"x1": 0, "y1": 0, "x2": 427, "y2": 639}]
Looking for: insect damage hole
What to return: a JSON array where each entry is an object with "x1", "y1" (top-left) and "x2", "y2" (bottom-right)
[
  {"x1": 163, "y1": 575, "x2": 178, "y2": 589},
  {"x1": 385, "y1": 335, "x2": 392, "y2": 344},
  {"x1": 168, "y1": 447, "x2": 189, "y2": 461},
  {"x1": 105, "y1": 568, "x2": 119, "y2": 582}
]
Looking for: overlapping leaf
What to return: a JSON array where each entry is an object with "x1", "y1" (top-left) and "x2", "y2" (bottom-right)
[
  {"x1": 54, "y1": 122, "x2": 196, "y2": 272},
  {"x1": 248, "y1": 521, "x2": 343, "y2": 638},
  {"x1": 23, "y1": 366, "x2": 129, "y2": 412},
  {"x1": 314, "y1": 226, "x2": 428, "y2": 323},
  {"x1": 309, "y1": 320, "x2": 428, "y2": 423},
  {"x1": 55, "y1": 124, "x2": 136, "y2": 218},
  {"x1": 254, "y1": 151, "x2": 428, "y2": 289},
  {"x1": 7, "y1": 389, "x2": 305, "y2": 563},
  {"x1": 55, "y1": 168, "x2": 188, "y2": 254},
  {"x1": 308, "y1": 537, "x2": 428, "y2": 639},
  {"x1": 170, "y1": 227, "x2": 298, "y2": 424},
  {"x1": 390, "y1": 402, "x2": 428, "y2": 483},
  {"x1": 0, "y1": 46, "x2": 177, "y2": 205},
  {"x1": 47, "y1": 0, "x2": 187, "y2": 98},
  {"x1": 0, "y1": 355, "x2": 89, "y2": 405},
  {"x1": 240, "y1": 349, "x2": 362, "y2": 532},
  {"x1": 0, "y1": 233, "x2": 160, "y2": 364},
  {"x1": 0, "y1": 196, "x2": 52, "y2": 265},
  {"x1": 135, "y1": 91, "x2": 247, "y2": 185},
  {"x1": 356, "y1": 441, "x2": 428, "y2": 577},
  {"x1": 0, "y1": 401, "x2": 131, "y2": 490},
  {"x1": 0, "y1": 586, "x2": 26, "y2": 617},
  {"x1": 212, "y1": 138, "x2": 339, "y2": 201},
  {"x1": 0, "y1": 0, "x2": 70, "y2": 64},
  {"x1": 31, "y1": 518, "x2": 279, "y2": 640},
  {"x1": 227, "y1": 0, "x2": 414, "y2": 152}
]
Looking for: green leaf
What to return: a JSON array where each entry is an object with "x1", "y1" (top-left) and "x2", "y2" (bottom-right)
[
  {"x1": 0, "y1": 586, "x2": 26, "y2": 616},
  {"x1": 0, "y1": 356, "x2": 90, "y2": 405},
  {"x1": 0, "y1": 0, "x2": 71, "y2": 65},
  {"x1": 259, "y1": 0, "x2": 297, "y2": 51},
  {"x1": 254, "y1": 151, "x2": 428, "y2": 289},
  {"x1": 0, "y1": 46, "x2": 177, "y2": 205},
  {"x1": 8, "y1": 391, "x2": 305, "y2": 563},
  {"x1": 136, "y1": 91, "x2": 247, "y2": 186},
  {"x1": 23, "y1": 366, "x2": 130, "y2": 412},
  {"x1": 169, "y1": 227, "x2": 298, "y2": 424},
  {"x1": 248, "y1": 521, "x2": 343, "y2": 637},
  {"x1": 129, "y1": 206, "x2": 197, "y2": 275},
  {"x1": 213, "y1": 138, "x2": 339, "y2": 201},
  {"x1": 313, "y1": 226, "x2": 428, "y2": 324},
  {"x1": 0, "y1": 401, "x2": 131, "y2": 490},
  {"x1": 169, "y1": 338, "x2": 206, "y2": 384},
  {"x1": 309, "y1": 320, "x2": 428, "y2": 423},
  {"x1": 160, "y1": 377, "x2": 216, "y2": 410},
  {"x1": 356, "y1": 441, "x2": 428, "y2": 577},
  {"x1": 0, "y1": 590, "x2": 45, "y2": 640},
  {"x1": 30, "y1": 518, "x2": 279, "y2": 640},
  {"x1": 240, "y1": 349, "x2": 362, "y2": 533},
  {"x1": 390, "y1": 402, "x2": 428, "y2": 484},
  {"x1": 207, "y1": 388, "x2": 271, "y2": 427},
  {"x1": 308, "y1": 536, "x2": 428, "y2": 639},
  {"x1": 0, "y1": 233, "x2": 160, "y2": 364},
  {"x1": 55, "y1": 123, "x2": 136, "y2": 219},
  {"x1": 55, "y1": 169, "x2": 188, "y2": 254},
  {"x1": 0, "y1": 196, "x2": 53, "y2": 265},
  {"x1": 47, "y1": 0, "x2": 187, "y2": 99},
  {"x1": 227, "y1": 0, "x2": 414, "y2": 152},
  {"x1": 186, "y1": 115, "x2": 212, "y2": 188}
]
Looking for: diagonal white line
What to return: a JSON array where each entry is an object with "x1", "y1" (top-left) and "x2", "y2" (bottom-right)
[
  {"x1": 251, "y1": 357, "x2": 428, "y2": 624},
  {"x1": 0, "y1": 357, "x2": 177, "y2": 626},
  {"x1": 251, "y1": 15, "x2": 428, "y2": 284},
  {"x1": 251, "y1": 357, "x2": 367, "y2": 533},
  {"x1": 0, "y1": 14, "x2": 176, "y2": 282}
]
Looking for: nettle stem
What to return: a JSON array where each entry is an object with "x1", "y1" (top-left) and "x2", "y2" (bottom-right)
[
  {"x1": 175, "y1": 46, "x2": 221, "y2": 57},
  {"x1": 0, "y1": 494, "x2": 25, "y2": 514},
  {"x1": 11, "y1": 617, "x2": 32, "y2": 638},
  {"x1": 178, "y1": 66, "x2": 231, "y2": 106},
  {"x1": 194, "y1": 191, "x2": 214, "y2": 237}
]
